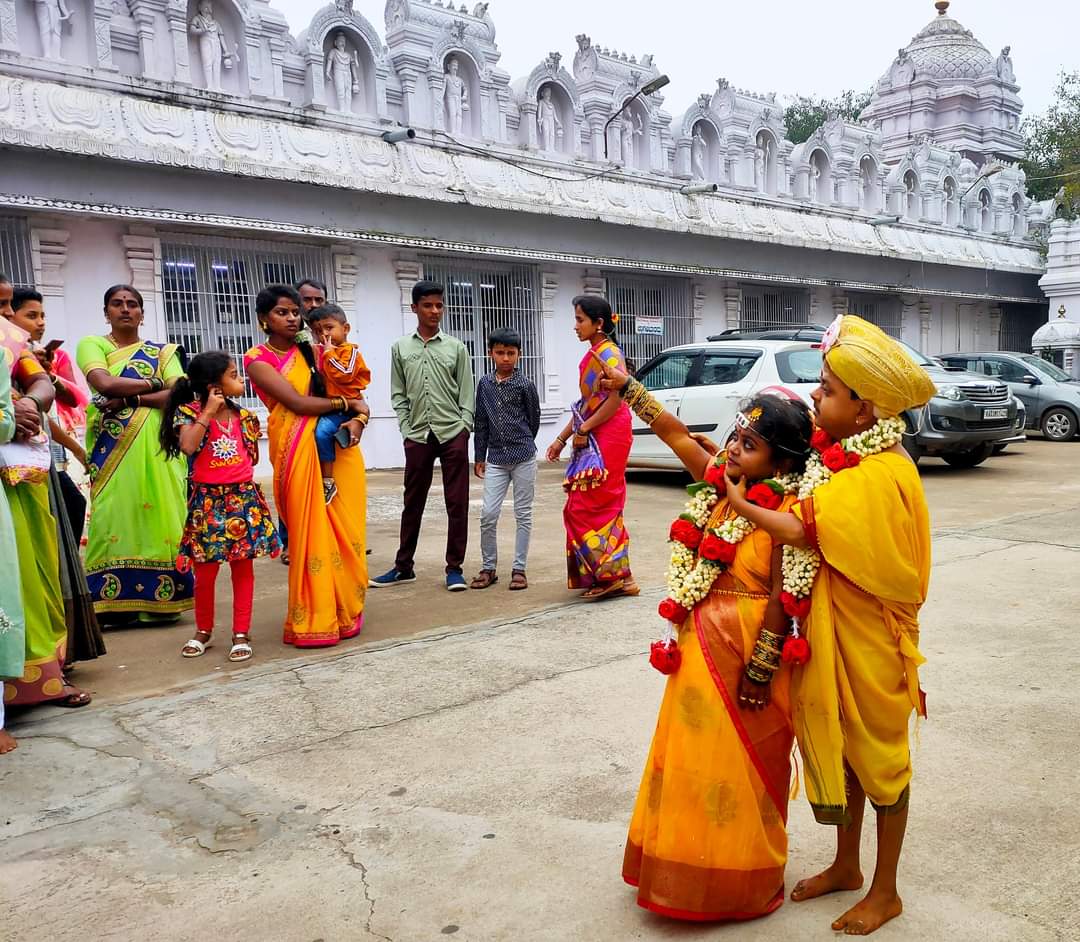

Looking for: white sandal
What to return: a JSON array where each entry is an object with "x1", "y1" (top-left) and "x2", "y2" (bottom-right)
[
  {"x1": 228, "y1": 635, "x2": 253, "y2": 663},
  {"x1": 181, "y1": 637, "x2": 211, "y2": 658}
]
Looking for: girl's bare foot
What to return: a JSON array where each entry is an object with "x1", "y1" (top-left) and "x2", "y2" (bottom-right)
[
  {"x1": 0, "y1": 729, "x2": 16, "y2": 754},
  {"x1": 831, "y1": 890, "x2": 903, "y2": 935},
  {"x1": 790, "y1": 864, "x2": 864, "y2": 901}
]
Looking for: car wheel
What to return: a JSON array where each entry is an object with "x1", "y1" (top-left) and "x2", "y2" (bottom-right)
[
  {"x1": 1041, "y1": 407, "x2": 1077, "y2": 442},
  {"x1": 943, "y1": 443, "x2": 994, "y2": 469},
  {"x1": 902, "y1": 424, "x2": 922, "y2": 465}
]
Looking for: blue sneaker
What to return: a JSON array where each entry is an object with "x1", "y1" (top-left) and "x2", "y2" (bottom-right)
[
  {"x1": 369, "y1": 567, "x2": 416, "y2": 588},
  {"x1": 446, "y1": 571, "x2": 467, "y2": 592}
]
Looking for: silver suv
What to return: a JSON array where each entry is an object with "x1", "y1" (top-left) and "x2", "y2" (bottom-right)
[
  {"x1": 709, "y1": 327, "x2": 1023, "y2": 468},
  {"x1": 938, "y1": 352, "x2": 1080, "y2": 442}
]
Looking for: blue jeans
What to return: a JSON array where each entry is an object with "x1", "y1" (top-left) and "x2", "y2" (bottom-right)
[
  {"x1": 315, "y1": 411, "x2": 351, "y2": 464},
  {"x1": 480, "y1": 458, "x2": 537, "y2": 572}
]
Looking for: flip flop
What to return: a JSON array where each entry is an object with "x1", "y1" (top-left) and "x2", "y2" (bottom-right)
[
  {"x1": 228, "y1": 635, "x2": 253, "y2": 663},
  {"x1": 52, "y1": 687, "x2": 92, "y2": 708},
  {"x1": 181, "y1": 638, "x2": 211, "y2": 658}
]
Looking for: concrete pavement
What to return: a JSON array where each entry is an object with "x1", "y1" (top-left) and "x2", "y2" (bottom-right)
[{"x1": 2, "y1": 441, "x2": 1078, "y2": 940}]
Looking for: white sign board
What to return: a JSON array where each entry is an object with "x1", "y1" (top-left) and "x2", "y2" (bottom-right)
[{"x1": 635, "y1": 315, "x2": 664, "y2": 336}]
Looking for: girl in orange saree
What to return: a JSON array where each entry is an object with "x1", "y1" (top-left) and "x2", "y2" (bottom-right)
[
  {"x1": 546, "y1": 296, "x2": 636, "y2": 600},
  {"x1": 244, "y1": 285, "x2": 369, "y2": 647},
  {"x1": 597, "y1": 363, "x2": 814, "y2": 921}
]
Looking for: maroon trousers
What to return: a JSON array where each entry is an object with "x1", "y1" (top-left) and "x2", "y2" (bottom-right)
[{"x1": 395, "y1": 430, "x2": 470, "y2": 575}]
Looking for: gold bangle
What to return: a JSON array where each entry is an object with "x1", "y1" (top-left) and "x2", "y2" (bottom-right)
[
  {"x1": 356, "y1": 413, "x2": 369, "y2": 425},
  {"x1": 745, "y1": 663, "x2": 773, "y2": 684},
  {"x1": 622, "y1": 378, "x2": 663, "y2": 426}
]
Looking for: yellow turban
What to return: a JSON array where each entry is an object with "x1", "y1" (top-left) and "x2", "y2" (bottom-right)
[{"x1": 823, "y1": 315, "x2": 936, "y2": 417}]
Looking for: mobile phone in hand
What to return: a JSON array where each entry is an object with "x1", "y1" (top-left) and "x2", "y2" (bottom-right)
[{"x1": 45, "y1": 339, "x2": 64, "y2": 352}]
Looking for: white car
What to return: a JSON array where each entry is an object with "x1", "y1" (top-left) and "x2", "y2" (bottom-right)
[{"x1": 627, "y1": 339, "x2": 821, "y2": 470}]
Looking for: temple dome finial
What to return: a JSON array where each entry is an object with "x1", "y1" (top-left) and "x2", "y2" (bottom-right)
[{"x1": 935, "y1": 1, "x2": 949, "y2": 14}]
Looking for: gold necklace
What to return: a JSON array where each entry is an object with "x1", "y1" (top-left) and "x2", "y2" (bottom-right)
[{"x1": 266, "y1": 341, "x2": 293, "y2": 354}]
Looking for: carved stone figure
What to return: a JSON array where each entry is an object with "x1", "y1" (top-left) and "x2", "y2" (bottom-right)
[
  {"x1": 691, "y1": 125, "x2": 707, "y2": 180},
  {"x1": 34, "y1": 0, "x2": 73, "y2": 61},
  {"x1": 537, "y1": 85, "x2": 561, "y2": 152},
  {"x1": 995, "y1": 46, "x2": 1015, "y2": 82},
  {"x1": 189, "y1": 0, "x2": 234, "y2": 92},
  {"x1": 472, "y1": 2, "x2": 487, "y2": 16},
  {"x1": 621, "y1": 112, "x2": 643, "y2": 167},
  {"x1": 325, "y1": 32, "x2": 361, "y2": 112},
  {"x1": 890, "y1": 46, "x2": 915, "y2": 85},
  {"x1": 754, "y1": 145, "x2": 765, "y2": 189},
  {"x1": 387, "y1": 0, "x2": 406, "y2": 29},
  {"x1": 443, "y1": 56, "x2": 469, "y2": 135}
]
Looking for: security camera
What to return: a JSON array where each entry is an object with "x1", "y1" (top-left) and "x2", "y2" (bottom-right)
[
  {"x1": 680, "y1": 183, "x2": 718, "y2": 195},
  {"x1": 381, "y1": 127, "x2": 416, "y2": 144}
]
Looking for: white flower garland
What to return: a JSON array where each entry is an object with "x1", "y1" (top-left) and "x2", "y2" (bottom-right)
[
  {"x1": 782, "y1": 416, "x2": 907, "y2": 614},
  {"x1": 666, "y1": 472, "x2": 800, "y2": 616}
]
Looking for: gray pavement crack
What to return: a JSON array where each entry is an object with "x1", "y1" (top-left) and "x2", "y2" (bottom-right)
[
  {"x1": 321, "y1": 827, "x2": 393, "y2": 942},
  {"x1": 191, "y1": 648, "x2": 647, "y2": 781}
]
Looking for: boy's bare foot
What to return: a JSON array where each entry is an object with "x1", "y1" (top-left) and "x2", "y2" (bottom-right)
[
  {"x1": 790, "y1": 864, "x2": 864, "y2": 901},
  {"x1": 0, "y1": 729, "x2": 16, "y2": 754},
  {"x1": 831, "y1": 890, "x2": 903, "y2": 935}
]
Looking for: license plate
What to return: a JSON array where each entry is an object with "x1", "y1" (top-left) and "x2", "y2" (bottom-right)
[{"x1": 983, "y1": 408, "x2": 1008, "y2": 420}]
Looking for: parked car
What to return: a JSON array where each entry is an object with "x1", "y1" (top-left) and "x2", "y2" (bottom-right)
[
  {"x1": 938, "y1": 352, "x2": 1080, "y2": 442},
  {"x1": 627, "y1": 339, "x2": 821, "y2": 470},
  {"x1": 631, "y1": 328, "x2": 1019, "y2": 470}
]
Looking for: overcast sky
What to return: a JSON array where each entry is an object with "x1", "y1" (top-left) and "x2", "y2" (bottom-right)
[{"x1": 271, "y1": 0, "x2": 1075, "y2": 120}]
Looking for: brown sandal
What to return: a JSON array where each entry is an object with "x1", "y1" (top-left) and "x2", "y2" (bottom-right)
[
  {"x1": 470, "y1": 570, "x2": 498, "y2": 589},
  {"x1": 582, "y1": 579, "x2": 625, "y2": 601},
  {"x1": 509, "y1": 570, "x2": 528, "y2": 591}
]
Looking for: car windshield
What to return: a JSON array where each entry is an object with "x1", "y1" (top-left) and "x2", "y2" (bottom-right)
[{"x1": 1019, "y1": 354, "x2": 1071, "y2": 382}]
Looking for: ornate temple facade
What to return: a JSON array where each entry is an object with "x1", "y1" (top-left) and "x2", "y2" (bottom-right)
[{"x1": 0, "y1": 0, "x2": 1060, "y2": 466}]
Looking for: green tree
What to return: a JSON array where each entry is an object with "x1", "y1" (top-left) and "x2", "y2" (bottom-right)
[
  {"x1": 1020, "y1": 70, "x2": 1080, "y2": 217},
  {"x1": 782, "y1": 89, "x2": 873, "y2": 145}
]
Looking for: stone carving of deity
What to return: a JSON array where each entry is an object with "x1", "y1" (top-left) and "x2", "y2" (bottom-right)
[
  {"x1": 34, "y1": 0, "x2": 73, "y2": 61},
  {"x1": 995, "y1": 46, "x2": 1015, "y2": 82},
  {"x1": 537, "y1": 86, "x2": 562, "y2": 152},
  {"x1": 754, "y1": 145, "x2": 766, "y2": 189},
  {"x1": 691, "y1": 126, "x2": 707, "y2": 180},
  {"x1": 443, "y1": 57, "x2": 470, "y2": 136},
  {"x1": 325, "y1": 32, "x2": 361, "y2": 112},
  {"x1": 189, "y1": 0, "x2": 235, "y2": 92},
  {"x1": 621, "y1": 112, "x2": 643, "y2": 167},
  {"x1": 890, "y1": 47, "x2": 915, "y2": 85}
]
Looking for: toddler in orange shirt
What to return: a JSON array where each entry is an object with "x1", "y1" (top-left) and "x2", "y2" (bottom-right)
[{"x1": 308, "y1": 303, "x2": 371, "y2": 504}]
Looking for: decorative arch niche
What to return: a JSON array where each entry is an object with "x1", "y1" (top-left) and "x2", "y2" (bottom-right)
[
  {"x1": 535, "y1": 81, "x2": 575, "y2": 156},
  {"x1": 942, "y1": 176, "x2": 959, "y2": 226},
  {"x1": 903, "y1": 169, "x2": 920, "y2": 219},
  {"x1": 1012, "y1": 192, "x2": 1026, "y2": 238},
  {"x1": 809, "y1": 148, "x2": 832, "y2": 204},
  {"x1": 860, "y1": 155, "x2": 881, "y2": 213},
  {"x1": 978, "y1": 188, "x2": 993, "y2": 233},
  {"x1": 439, "y1": 50, "x2": 482, "y2": 139},
  {"x1": 186, "y1": 0, "x2": 248, "y2": 95},
  {"x1": 755, "y1": 129, "x2": 779, "y2": 195},
  {"x1": 321, "y1": 27, "x2": 378, "y2": 115}
]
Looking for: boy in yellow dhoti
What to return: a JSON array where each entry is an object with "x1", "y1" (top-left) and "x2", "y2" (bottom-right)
[{"x1": 726, "y1": 315, "x2": 936, "y2": 936}]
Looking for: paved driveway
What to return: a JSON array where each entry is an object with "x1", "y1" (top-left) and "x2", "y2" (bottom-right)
[{"x1": 2, "y1": 441, "x2": 1077, "y2": 940}]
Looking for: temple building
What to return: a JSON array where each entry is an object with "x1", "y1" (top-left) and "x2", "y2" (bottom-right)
[{"x1": 0, "y1": 0, "x2": 1061, "y2": 466}]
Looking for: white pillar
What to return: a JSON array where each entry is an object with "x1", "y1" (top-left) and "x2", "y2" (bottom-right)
[
  {"x1": 393, "y1": 257, "x2": 422, "y2": 334},
  {"x1": 539, "y1": 270, "x2": 560, "y2": 405},
  {"x1": 122, "y1": 233, "x2": 165, "y2": 341},
  {"x1": 30, "y1": 226, "x2": 70, "y2": 339}
]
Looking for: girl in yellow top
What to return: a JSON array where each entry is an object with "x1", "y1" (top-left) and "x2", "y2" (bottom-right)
[{"x1": 726, "y1": 314, "x2": 937, "y2": 936}]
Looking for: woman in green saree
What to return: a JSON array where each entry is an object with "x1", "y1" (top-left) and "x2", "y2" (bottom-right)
[
  {"x1": 0, "y1": 331, "x2": 25, "y2": 752},
  {"x1": 76, "y1": 285, "x2": 193, "y2": 622}
]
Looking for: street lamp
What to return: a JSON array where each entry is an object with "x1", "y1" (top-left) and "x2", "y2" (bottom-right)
[
  {"x1": 960, "y1": 163, "x2": 1005, "y2": 201},
  {"x1": 603, "y1": 74, "x2": 670, "y2": 161}
]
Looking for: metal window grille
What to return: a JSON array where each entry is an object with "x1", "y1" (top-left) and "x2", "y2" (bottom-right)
[
  {"x1": 998, "y1": 305, "x2": 1045, "y2": 353},
  {"x1": 739, "y1": 286, "x2": 809, "y2": 332},
  {"x1": 849, "y1": 294, "x2": 902, "y2": 338},
  {"x1": 0, "y1": 215, "x2": 34, "y2": 288},
  {"x1": 602, "y1": 272, "x2": 693, "y2": 371},
  {"x1": 420, "y1": 255, "x2": 544, "y2": 394},
  {"x1": 161, "y1": 235, "x2": 330, "y2": 407}
]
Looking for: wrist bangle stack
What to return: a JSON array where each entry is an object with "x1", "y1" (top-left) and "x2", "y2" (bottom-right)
[
  {"x1": 745, "y1": 628, "x2": 785, "y2": 683},
  {"x1": 622, "y1": 378, "x2": 665, "y2": 426},
  {"x1": 356, "y1": 413, "x2": 369, "y2": 426},
  {"x1": 331, "y1": 396, "x2": 347, "y2": 412},
  {"x1": 124, "y1": 395, "x2": 139, "y2": 410},
  {"x1": 148, "y1": 377, "x2": 164, "y2": 393}
]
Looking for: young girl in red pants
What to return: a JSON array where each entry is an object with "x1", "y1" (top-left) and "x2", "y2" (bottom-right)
[{"x1": 160, "y1": 351, "x2": 281, "y2": 662}]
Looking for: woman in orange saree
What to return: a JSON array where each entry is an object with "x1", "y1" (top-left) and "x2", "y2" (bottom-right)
[
  {"x1": 597, "y1": 361, "x2": 814, "y2": 921},
  {"x1": 244, "y1": 285, "x2": 369, "y2": 647},
  {"x1": 546, "y1": 296, "x2": 636, "y2": 600}
]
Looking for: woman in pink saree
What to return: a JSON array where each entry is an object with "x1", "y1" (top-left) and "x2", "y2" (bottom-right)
[{"x1": 546, "y1": 295, "x2": 638, "y2": 600}]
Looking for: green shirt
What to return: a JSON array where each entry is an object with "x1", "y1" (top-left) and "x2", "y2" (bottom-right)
[{"x1": 390, "y1": 330, "x2": 476, "y2": 444}]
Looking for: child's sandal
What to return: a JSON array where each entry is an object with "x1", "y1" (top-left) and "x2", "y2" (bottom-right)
[
  {"x1": 229, "y1": 634, "x2": 253, "y2": 663},
  {"x1": 181, "y1": 634, "x2": 212, "y2": 658}
]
